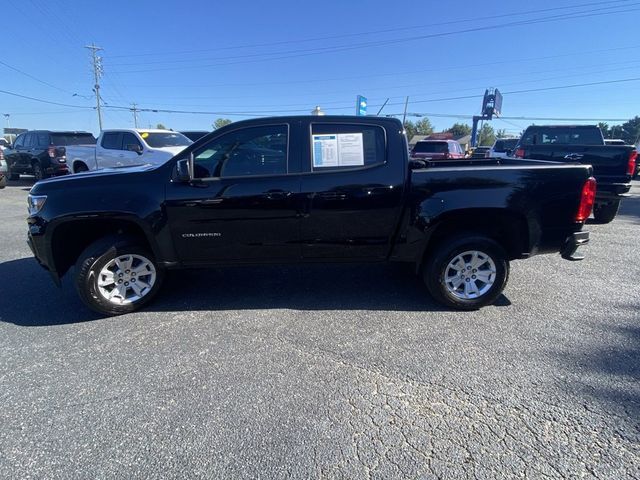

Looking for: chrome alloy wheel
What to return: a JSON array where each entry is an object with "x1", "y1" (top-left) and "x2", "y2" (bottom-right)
[
  {"x1": 444, "y1": 250, "x2": 496, "y2": 300},
  {"x1": 96, "y1": 254, "x2": 157, "y2": 305}
]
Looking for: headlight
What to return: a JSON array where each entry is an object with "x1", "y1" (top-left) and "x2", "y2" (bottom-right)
[{"x1": 28, "y1": 195, "x2": 47, "y2": 215}]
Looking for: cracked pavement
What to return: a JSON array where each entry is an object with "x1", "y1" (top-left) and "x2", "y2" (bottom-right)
[{"x1": 1, "y1": 179, "x2": 639, "y2": 479}]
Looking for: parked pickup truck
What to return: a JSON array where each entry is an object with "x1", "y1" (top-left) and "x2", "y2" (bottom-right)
[
  {"x1": 27, "y1": 116, "x2": 596, "y2": 316},
  {"x1": 66, "y1": 128, "x2": 192, "y2": 173},
  {"x1": 514, "y1": 125, "x2": 637, "y2": 223}
]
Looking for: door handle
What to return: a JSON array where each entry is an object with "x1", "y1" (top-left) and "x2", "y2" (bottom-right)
[
  {"x1": 263, "y1": 189, "x2": 292, "y2": 200},
  {"x1": 564, "y1": 153, "x2": 584, "y2": 161}
]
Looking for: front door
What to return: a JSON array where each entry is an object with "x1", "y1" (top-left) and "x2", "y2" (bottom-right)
[{"x1": 165, "y1": 123, "x2": 302, "y2": 264}]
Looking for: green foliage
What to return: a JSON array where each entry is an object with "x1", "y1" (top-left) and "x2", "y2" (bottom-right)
[
  {"x1": 156, "y1": 123, "x2": 167, "y2": 129},
  {"x1": 477, "y1": 123, "x2": 496, "y2": 146},
  {"x1": 496, "y1": 129, "x2": 508, "y2": 139},
  {"x1": 404, "y1": 118, "x2": 434, "y2": 139},
  {"x1": 213, "y1": 118, "x2": 233, "y2": 130},
  {"x1": 597, "y1": 122, "x2": 610, "y2": 138},
  {"x1": 445, "y1": 123, "x2": 471, "y2": 138}
]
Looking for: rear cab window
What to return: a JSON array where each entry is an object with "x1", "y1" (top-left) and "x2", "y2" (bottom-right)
[
  {"x1": 412, "y1": 141, "x2": 448, "y2": 154},
  {"x1": 309, "y1": 123, "x2": 386, "y2": 172},
  {"x1": 51, "y1": 133, "x2": 96, "y2": 146},
  {"x1": 522, "y1": 127, "x2": 603, "y2": 146}
]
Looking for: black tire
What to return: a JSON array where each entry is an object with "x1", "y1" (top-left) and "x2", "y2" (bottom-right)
[
  {"x1": 32, "y1": 161, "x2": 45, "y2": 181},
  {"x1": 74, "y1": 236, "x2": 164, "y2": 316},
  {"x1": 423, "y1": 235, "x2": 509, "y2": 310},
  {"x1": 9, "y1": 172, "x2": 20, "y2": 181},
  {"x1": 592, "y1": 200, "x2": 620, "y2": 224}
]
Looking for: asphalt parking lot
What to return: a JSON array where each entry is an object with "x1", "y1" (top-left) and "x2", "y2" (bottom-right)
[{"x1": 0, "y1": 178, "x2": 638, "y2": 479}]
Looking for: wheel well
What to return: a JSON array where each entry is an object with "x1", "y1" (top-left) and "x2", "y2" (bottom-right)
[
  {"x1": 421, "y1": 210, "x2": 529, "y2": 267},
  {"x1": 72, "y1": 160, "x2": 88, "y2": 172},
  {"x1": 50, "y1": 219, "x2": 151, "y2": 278}
]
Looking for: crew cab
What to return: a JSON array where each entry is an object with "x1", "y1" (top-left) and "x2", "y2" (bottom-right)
[
  {"x1": 4, "y1": 130, "x2": 95, "y2": 180},
  {"x1": 27, "y1": 116, "x2": 595, "y2": 316},
  {"x1": 66, "y1": 129, "x2": 192, "y2": 173},
  {"x1": 514, "y1": 125, "x2": 637, "y2": 223}
]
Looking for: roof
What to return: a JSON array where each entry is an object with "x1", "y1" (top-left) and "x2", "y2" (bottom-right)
[{"x1": 101, "y1": 128, "x2": 176, "y2": 133}]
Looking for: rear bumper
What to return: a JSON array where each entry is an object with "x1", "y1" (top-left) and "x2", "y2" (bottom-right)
[
  {"x1": 596, "y1": 181, "x2": 631, "y2": 200},
  {"x1": 47, "y1": 162, "x2": 69, "y2": 176},
  {"x1": 560, "y1": 231, "x2": 590, "y2": 261}
]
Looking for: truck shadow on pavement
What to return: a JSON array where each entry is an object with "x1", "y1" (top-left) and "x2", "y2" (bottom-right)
[{"x1": 0, "y1": 258, "x2": 511, "y2": 327}]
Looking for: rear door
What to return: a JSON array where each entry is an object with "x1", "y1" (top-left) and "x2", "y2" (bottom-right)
[
  {"x1": 96, "y1": 132, "x2": 122, "y2": 168},
  {"x1": 165, "y1": 122, "x2": 303, "y2": 263},
  {"x1": 299, "y1": 121, "x2": 405, "y2": 259}
]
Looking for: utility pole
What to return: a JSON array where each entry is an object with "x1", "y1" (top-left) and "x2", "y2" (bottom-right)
[
  {"x1": 3, "y1": 114, "x2": 9, "y2": 128},
  {"x1": 85, "y1": 44, "x2": 104, "y2": 130},
  {"x1": 131, "y1": 103, "x2": 139, "y2": 128}
]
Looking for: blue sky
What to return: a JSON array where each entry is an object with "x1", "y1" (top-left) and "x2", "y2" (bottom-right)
[{"x1": 1, "y1": 0, "x2": 638, "y2": 135}]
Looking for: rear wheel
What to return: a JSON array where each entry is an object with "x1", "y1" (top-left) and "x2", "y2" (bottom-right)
[
  {"x1": 32, "y1": 162, "x2": 45, "y2": 181},
  {"x1": 423, "y1": 235, "x2": 509, "y2": 310},
  {"x1": 74, "y1": 236, "x2": 164, "y2": 316},
  {"x1": 592, "y1": 200, "x2": 620, "y2": 224}
]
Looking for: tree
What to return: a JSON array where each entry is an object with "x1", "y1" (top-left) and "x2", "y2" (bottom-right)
[
  {"x1": 496, "y1": 129, "x2": 508, "y2": 139},
  {"x1": 156, "y1": 123, "x2": 167, "y2": 129},
  {"x1": 404, "y1": 118, "x2": 433, "y2": 140},
  {"x1": 477, "y1": 123, "x2": 496, "y2": 146},
  {"x1": 597, "y1": 122, "x2": 610, "y2": 138},
  {"x1": 619, "y1": 116, "x2": 640, "y2": 145},
  {"x1": 213, "y1": 118, "x2": 232, "y2": 130},
  {"x1": 445, "y1": 122, "x2": 471, "y2": 138}
]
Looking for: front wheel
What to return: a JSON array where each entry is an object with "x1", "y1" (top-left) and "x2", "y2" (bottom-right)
[
  {"x1": 592, "y1": 200, "x2": 620, "y2": 224},
  {"x1": 423, "y1": 235, "x2": 509, "y2": 310},
  {"x1": 74, "y1": 237, "x2": 164, "y2": 316},
  {"x1": 32, "y1": 162, "x2": 45, "y2": 181}
]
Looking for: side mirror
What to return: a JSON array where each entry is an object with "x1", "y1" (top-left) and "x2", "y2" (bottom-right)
[
  {"x1": 176, "y1": 158, "x2": 191, "y2": 182},
  {"x1": 126, "y1": 144, "x2": 143, "y2": 155},
  {"x1": 409, "y1": 159, "x2": 427, "y2": 170}
]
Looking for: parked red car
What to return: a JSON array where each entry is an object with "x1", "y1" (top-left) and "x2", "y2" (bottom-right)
[{"x1": 410, "y1": 140, "x2": 466, "y2": 161}]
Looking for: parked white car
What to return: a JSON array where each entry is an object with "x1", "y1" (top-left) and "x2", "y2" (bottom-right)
[
  {"x1": 66, "y1": 129, "x2": 192, "y2": 173},
  {"x1": 488, "y1": 138, "x2": 519, "y2": 159}
]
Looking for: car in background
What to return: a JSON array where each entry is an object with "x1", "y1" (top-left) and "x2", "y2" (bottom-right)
[
  {"x1": 0, "y1": 148, "x2": 7, "y2": 188},
  {"x1": 4, "y1": 130, "x2": 95, "y2": 180},
  {"x1": 66, "y1": 129, "x2": 192, "y2": 173},
  {"x1": 0, "y1": 138, "x2": 10, "y2": 151},
  {"x1": 471, "y1": 146, "x2": 491, "y2": 158},
  {"x1": 410, "y1": 140, "x2": 465, "y2": 161},
  {"x1": 489, "y1": 138, "x2": 519, "y2": 159},
  {"x1": 180, "y1": 130, "x2": 210, "y2": 142}
]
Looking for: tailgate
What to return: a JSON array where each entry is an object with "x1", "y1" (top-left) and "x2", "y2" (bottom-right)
[{"x1": 524, "y1": 145, "x2": 632, "y2": 179}]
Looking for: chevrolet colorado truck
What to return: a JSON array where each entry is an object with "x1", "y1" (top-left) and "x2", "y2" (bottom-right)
[
  {"x1": 514, "y1": 125, "x2": 637, "y2": 224},
  {"x1": 27, "y1": 116, "x2": 596, "y2": 316}
]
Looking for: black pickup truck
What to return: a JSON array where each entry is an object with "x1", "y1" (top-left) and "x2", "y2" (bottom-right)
[
  {"x1": 514, "y1": 125, "x2": 637, "y2": 223},
  {"x1": 27, "y1": 116, "x2": 596, "y2": 316}
]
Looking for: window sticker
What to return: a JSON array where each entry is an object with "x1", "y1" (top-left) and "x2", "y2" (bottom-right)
[{"x1": 313, "y1": 133, "x2": 364, "y2": 168}]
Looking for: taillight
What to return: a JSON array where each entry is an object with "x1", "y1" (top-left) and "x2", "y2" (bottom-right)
[
  {"x1": 627, "y1": 150, "x2": 637, "y2": 176},
  {"x1": 0, "y1": 149, "x2": 4, "y2": 160},
  {"x1": 575, "y1": 177, "x2": 597, "y2": 222},
  {"x1": 515, "y1": 148, "x2": 525, "y2": 158},
  {"x1": 48, "y1": 146, "x2": 55, "y2": 158}
]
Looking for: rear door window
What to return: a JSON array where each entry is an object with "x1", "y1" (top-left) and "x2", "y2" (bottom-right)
[
  {"x1": 310, "y1": 124, "x2": 385, "y2": 171},
  {"x1": 51, "y1": 133, "x2": 96, "y2": 146},
  {"x1": 101, "y1": 132, "x2": 123, "y2": 150},
  {"x1": 37, "y1": 132, "x2": 50, "y2": 147}
]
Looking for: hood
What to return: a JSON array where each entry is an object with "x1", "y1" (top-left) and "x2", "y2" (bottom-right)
[
  {"x1": 30, "y1": 164, "x2": 157, "y2": 194},
  {"x1": 149, "y1": 146, "x2": 188, "y2": 156}
]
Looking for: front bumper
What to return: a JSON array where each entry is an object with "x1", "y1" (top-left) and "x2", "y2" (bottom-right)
[{"x1": 560, "y1": 231, "x2": 590, "y2": 261}]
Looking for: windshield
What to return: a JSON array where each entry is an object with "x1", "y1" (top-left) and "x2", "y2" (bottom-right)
[
  {"x1": 51, "y1": 133, "x2": 96, "y2": 145},
  {"x1": 493, "y1": 139, "x2": 519, "y2": 152},
  {"x1": 140, "y1": 132, "x2": 192, "y2": 148},
  {"x1": 413, "y1": 142, "x2": 448, "y2": 153}
]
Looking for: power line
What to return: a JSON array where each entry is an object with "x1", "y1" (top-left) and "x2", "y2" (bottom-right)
[
  {"x1": 107, "y1": 4, "x2": 640, "y2": 73},
  {"x1": 106, "y1": 0, "x2": 638, "y2": 60}
]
